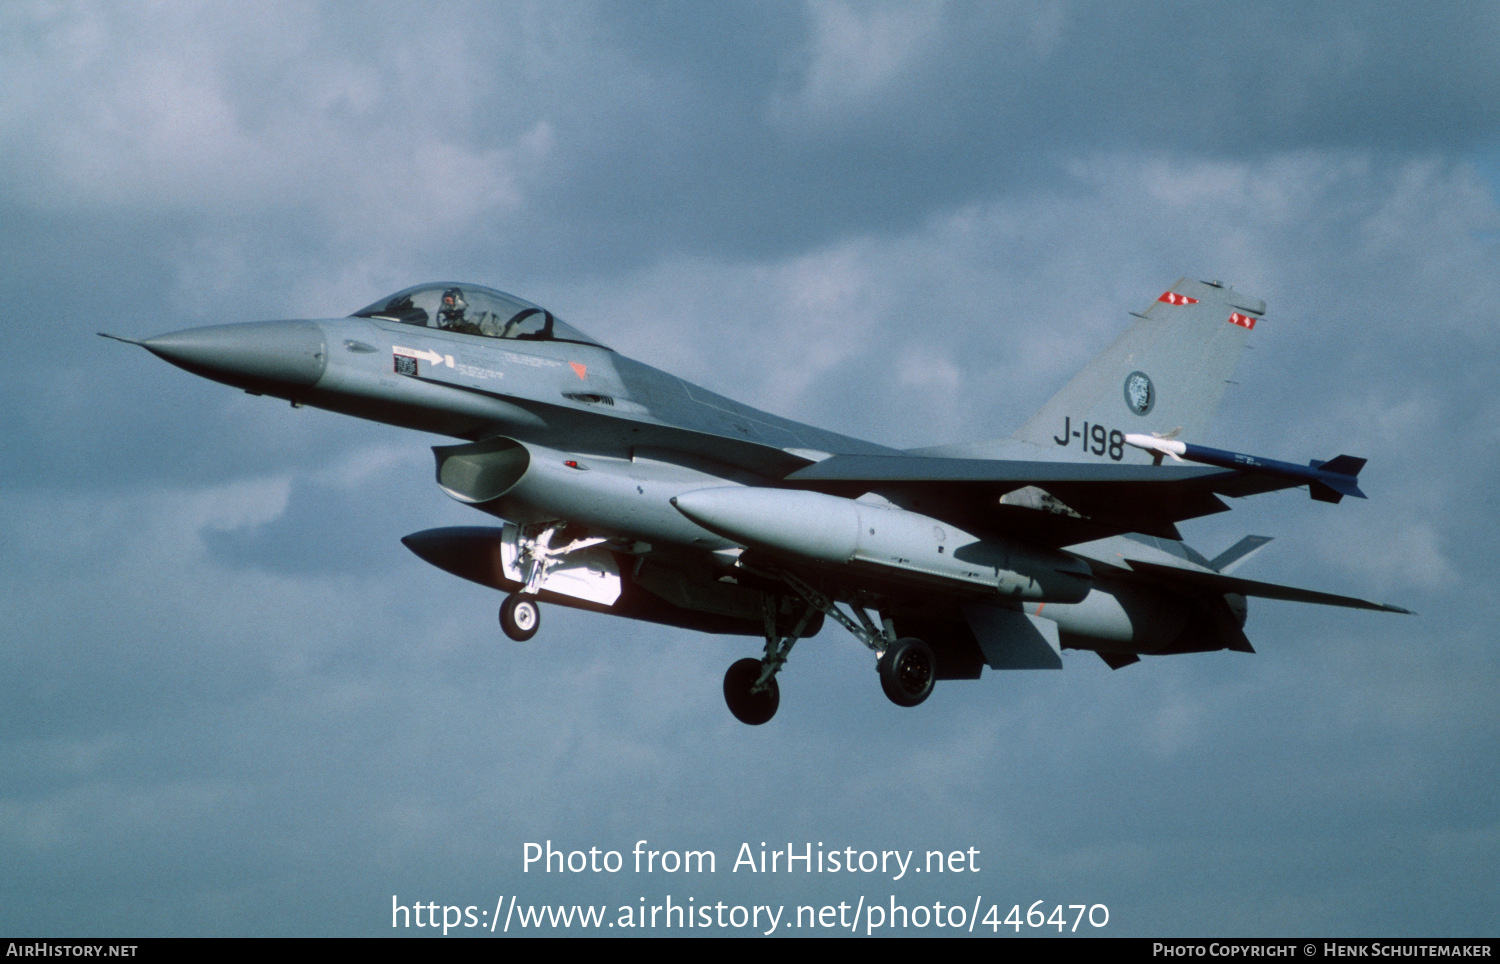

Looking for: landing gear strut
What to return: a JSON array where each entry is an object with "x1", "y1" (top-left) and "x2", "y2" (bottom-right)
[
  {"x1": 774, "y1": 572, "x2": 937, "y2": 709},
  {"x1": 721, "y1": 594, "x2": 818, "y2": 725},
  {"x1": 720, "y1": 570, "x2": 941, "y2": 723},
  {"x1": 499, "y1": 594, "x2": 540, "y2": 641}
]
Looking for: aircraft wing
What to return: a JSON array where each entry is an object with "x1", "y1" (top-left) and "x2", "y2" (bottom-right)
[
  {"x1": 783, "y1": 454, "x2": 1300, "y2": 542},
  {"x1": 1122, "y1": 560, "x2": 1413, "y2": 614}
]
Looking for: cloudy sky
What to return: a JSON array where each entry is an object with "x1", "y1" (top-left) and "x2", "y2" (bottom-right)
[{"x1": 2, "y1": 0, "x2": 1496, "y2": 937}]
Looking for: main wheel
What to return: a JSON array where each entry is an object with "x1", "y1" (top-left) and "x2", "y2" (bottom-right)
[
  {"x1": 499, "y1": 594, "x2": 540, "y2": 641},
  {"x1": 878, "y1": 637, "x2": 935, "y2": 707},
  {"x1": 723, "y1": 657, "x2": 779, "y2": 725}
]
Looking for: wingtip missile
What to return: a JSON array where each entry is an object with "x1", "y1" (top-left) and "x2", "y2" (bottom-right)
[{"x1": 1124, "y1": 434, "x2": 1367, "y2": 502}]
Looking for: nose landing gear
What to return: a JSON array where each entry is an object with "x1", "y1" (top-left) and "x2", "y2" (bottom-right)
[
  {"x1": 494, "y1": 521, "x2": 613, "y2": 643},
  {"x1": 499, "y1": 594, "x2": 540, "y2": 641}
]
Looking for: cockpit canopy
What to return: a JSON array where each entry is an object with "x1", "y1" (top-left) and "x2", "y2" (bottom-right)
[{"x1": 352, "y1": 283, "x2": 606, "y2": 348}]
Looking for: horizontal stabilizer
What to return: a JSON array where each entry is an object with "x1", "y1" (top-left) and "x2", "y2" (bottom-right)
[
  {"x1": 1208, "y1": 535, "x2": 1274, "y2": 574},
  {"x1": 1127, "y1": 560, "x2": 1413, "y2": 614}
]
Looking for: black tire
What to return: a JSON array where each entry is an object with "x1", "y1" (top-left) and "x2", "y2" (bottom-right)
[
  {"x1": 499, "y1": 594, "x2": 540, "y2": 641},
  {"x1": 723, "y1": 657, "x2": 779, "y2": 725},
  {"x1": 878, "y1": 637, "x2": 935, "y2": 707}
]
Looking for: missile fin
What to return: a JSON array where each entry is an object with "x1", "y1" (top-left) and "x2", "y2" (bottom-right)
[
  {"x1": 1308, "y1": 454, "x2": 1367, "y2": 502},
  {"x1": 1316, "y1": 454, "x2": 1367, "y2": 477}
]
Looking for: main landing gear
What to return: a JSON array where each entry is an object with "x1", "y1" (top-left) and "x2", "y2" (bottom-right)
[
  {"x1": 721, "y1": 571, "x2": 937, "y2": 724},
  {"x1": 877, "y1": 636, "x2": 935, "y2": 707},
  {"x1": 722, "y1": 592, "x2": 819, "y2": 725},
  {"x1": 723, "y1": 657, "x2": 779, "y2": 726}
]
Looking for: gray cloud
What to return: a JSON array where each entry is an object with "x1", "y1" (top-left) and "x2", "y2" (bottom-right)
[{"x1": 1, "y1": 0, "x2": 1495, "y2": 937}]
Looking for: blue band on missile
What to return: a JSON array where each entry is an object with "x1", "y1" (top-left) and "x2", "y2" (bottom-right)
[{"x1": 1178, "y1": 442, "x2": 1366, "y2": 502}]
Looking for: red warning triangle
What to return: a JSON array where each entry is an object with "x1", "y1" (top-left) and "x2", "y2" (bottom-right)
[{"x1": 569, "y1": 361, "x2": 587, "y2": 380}]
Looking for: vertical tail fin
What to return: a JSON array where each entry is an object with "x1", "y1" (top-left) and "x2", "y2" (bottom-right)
[{"x1": 1012, "y1": 279, "x2": 1265, "y2": 463}]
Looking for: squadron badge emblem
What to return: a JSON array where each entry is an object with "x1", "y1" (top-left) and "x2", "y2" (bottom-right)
[{"x1": 1124, "y1": 370, "x2": 1154, "y2": 415}]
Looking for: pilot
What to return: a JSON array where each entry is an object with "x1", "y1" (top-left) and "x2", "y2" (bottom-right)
[{"x1": 437, "y1": 287, "x2": 481, "y2": 335}]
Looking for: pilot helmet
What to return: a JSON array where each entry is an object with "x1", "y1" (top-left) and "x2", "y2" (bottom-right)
[{"x1": 440, "y1": 287, "x2": 467, "y2": 320}]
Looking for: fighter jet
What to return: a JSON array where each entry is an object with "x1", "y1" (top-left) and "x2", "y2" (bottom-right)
[{"x1": 104, "y1": 278, "x2": 1409, "y2": 724}]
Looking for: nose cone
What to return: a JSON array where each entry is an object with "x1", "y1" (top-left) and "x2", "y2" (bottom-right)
[{"x1": 141, "y1": 320, "x2": 327, "y2": 395}]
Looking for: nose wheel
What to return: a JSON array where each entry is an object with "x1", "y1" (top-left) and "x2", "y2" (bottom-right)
[{"x1": 500, "y1": 594, "x2": 540, "y2": 641}]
